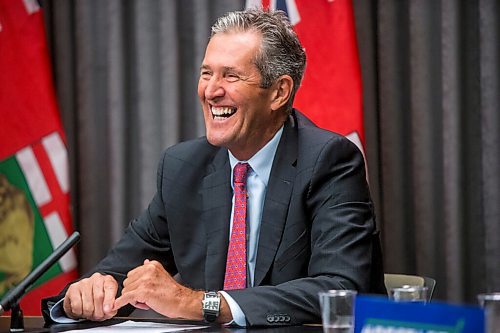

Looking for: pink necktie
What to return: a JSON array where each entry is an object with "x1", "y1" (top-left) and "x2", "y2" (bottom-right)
[{"x1": 224, "y1": 162, "x2": 250, "y2": 290}]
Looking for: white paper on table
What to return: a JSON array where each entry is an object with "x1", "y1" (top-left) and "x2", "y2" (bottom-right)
[{"x1": 61, "y1": 320, "x2": 208, "y2": 333}]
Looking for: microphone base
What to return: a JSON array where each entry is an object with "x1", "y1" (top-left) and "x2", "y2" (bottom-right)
[{"x1": 10, "y1": 303, "x2": 24, "y2": 333}]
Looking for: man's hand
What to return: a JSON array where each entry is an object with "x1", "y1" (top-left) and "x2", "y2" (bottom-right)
[
  {"x1": 113, "y1": 259, "x2": 203, "y2": 320},
  {"x1": 63, "y1": 272, "x2": 118, "y2": 321}
]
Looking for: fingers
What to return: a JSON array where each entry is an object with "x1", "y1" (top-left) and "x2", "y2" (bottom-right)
[
  {"x1": 91, "y1": 276, "x2": 105, "y2": 319},
  {"x1": 80, "y1": 281, "x2": 94, "y2": 319},
  {"x1": 63, "y1": 273, "x2": 118, "y2": 321},
  {"x1": 121, "y1": 260, "x2": 157, "y2": 291},
  {"x1": 113, "y1": 260, "x2": 162, "y2": 312},
  {"x1": 102, "y1": 275, "x2": 118, "y2": 315},
  {"x1": 113, "y1": 292, "x2": 132, "y2": 311},
  {"x1": 114, "y1": 260, "x2": 191, "y2": 319},
  {"x1": 113, "y1": 287, "x2": 147, "y2": 311},
  {"x1": 114, "y1": 267, "x2": 149, "y2": 311},
  {"x1": 63, "y1": 284, "x2": 82, "y2": 320},
  {"x1": 65, "y1": 261, "x2": 192, "y2": 320},
  {"x1": 134, "y1": 302, "x2": 150, "y2": 310}
]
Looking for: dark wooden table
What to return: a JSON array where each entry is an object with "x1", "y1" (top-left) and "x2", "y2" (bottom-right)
[{"x1": 0, "y1": 316, "x2": 322, "y2": 333}]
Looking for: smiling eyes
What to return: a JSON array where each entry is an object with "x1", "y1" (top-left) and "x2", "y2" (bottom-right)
[
  {"x1": 200, "y1": 69, "x2": 242, "y2": 83},
  {"x1": 225, "y1": 73, "x2": 240, "y2": 82}
]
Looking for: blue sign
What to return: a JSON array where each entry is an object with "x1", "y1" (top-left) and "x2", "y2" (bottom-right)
[{"x1": 354, "y1": 296, "x2": 484, "y2": 333}]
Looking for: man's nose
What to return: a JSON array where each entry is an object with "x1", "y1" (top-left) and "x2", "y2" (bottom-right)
[{"x1": 204, "y1": 77, "x2": 225, "y2": 100}]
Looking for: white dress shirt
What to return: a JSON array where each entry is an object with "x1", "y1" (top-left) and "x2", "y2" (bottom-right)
[{"x1": 220, "y1": 126, "x2": 283, "y2": 326}]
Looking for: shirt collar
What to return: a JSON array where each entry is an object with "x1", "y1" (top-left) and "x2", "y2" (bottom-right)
[{"x1": 228, "y1": 126, "x2": 284, "y2": 187}]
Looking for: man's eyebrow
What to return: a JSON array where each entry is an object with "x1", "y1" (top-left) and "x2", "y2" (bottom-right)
[
  {"x1": 222, "y1": 66, "x2": 239, "y2": 72},
  {"x1": 200, "y1": 64, "x2": 240, "y2": 71}
]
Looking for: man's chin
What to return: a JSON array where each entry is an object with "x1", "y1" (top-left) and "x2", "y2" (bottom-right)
[
  {"x1": 205, "y1": 128, "x2": 233, "y2": 146},
  {"x1": 207, "y1": 140, "x2": 230, "y2": 150}
]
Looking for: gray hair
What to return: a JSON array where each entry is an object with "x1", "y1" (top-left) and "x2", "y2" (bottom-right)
[{"x1": 211, "y1": 9, "x2": 306, "y2": 112}]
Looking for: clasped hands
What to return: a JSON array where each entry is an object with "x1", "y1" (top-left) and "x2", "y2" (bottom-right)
[{"x1": 63, "y1": 259, "x2": 202, "y2": 321}]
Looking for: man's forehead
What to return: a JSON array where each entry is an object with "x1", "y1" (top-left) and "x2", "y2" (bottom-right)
[
  {"x1": 207, "y1": 30, "x2": 262, "y2": 50},
  {"x1": 201, "y1": 33, "x2": 260, "y2": 69}
]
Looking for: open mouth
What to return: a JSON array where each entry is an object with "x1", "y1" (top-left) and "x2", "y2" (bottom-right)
[{"x1": 211, "y1": 106, "x2": 237, "y2": 120}]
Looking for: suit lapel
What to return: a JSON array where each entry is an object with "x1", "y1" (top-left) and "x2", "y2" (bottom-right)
[
  {"x1": 254, "y1": 115, "x2": 298, "y2": 286},
  {"x1": 201, "y1": 148, "x2": 232, "y2": 290}
]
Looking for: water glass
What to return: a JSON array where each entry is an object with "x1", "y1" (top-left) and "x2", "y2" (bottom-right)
[
  {"x1": 318, "y1": 290, "x2": 357, "y2": 333},
  {"x1": 478, "y1": 293, "x2": 500, "y2": 333},
  {"x1": 389, "y1": 285, "x2": 428, "y2": 302}
]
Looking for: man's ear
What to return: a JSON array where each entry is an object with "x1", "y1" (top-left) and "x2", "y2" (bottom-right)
[{"x1": 270, "y1": 75, "x2": 294, "y2": 111}]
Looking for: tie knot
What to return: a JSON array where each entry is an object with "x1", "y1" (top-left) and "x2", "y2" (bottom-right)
[{"x1": 233, "y1": 163, "x2": 249, "y2": 185}]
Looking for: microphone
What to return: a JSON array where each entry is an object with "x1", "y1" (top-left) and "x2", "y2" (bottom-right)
[{"x1": 0, "y1": 231, "x2": 80, "y2": 314}]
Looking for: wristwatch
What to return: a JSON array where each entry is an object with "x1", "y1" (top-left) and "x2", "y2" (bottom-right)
[{"x1": 202, "y1": 291, "x2": 220, "y2": 323}]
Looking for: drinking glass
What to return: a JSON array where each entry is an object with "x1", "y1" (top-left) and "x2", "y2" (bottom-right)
[
  {"x1": 389, "y1": 285, "x2": 428, "y2": 303},
  {"x1": 478, "y1": 293, "x2": 500, "y2": 333},
  {"x1": 318, "y1": 290, "x2": 357, "y2": 333}
]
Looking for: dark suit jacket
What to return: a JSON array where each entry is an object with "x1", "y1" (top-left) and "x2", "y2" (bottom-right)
[{"x1": 43, "y1": 110, "x2": 385, "y2": 326}]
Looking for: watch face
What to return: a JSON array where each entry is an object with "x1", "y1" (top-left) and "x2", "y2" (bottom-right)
[
  {"x1": 203, "y1": 292, "x2": 220, "y2": 322},
  {"x1": 203, "y1": 299, "x2": 220, "y2": 311}
]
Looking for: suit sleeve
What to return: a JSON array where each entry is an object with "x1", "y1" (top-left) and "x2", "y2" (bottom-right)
[
  {"x1": 42, "y1": 151, "x2": 176, "y2": 320},
  {"x1": 224, "y1": 136, "x2": 378, "y2": 326}
]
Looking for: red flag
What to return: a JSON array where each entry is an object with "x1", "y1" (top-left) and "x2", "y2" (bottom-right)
[
  {"x1": 0, "y1": 0, "x2": 77, "y2": 315},
  {"x1": 246, "y1": 0, "x2": 366, "y2": 157}
]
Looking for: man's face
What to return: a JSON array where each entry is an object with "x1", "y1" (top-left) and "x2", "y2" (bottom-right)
[{"x1": 198, "y1": 30, "x2": 283, "y2": 160}]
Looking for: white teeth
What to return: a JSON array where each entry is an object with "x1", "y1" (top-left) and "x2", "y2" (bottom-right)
[{"x1": 211, "y1": 106, "x2": 235, "y2": 116}]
